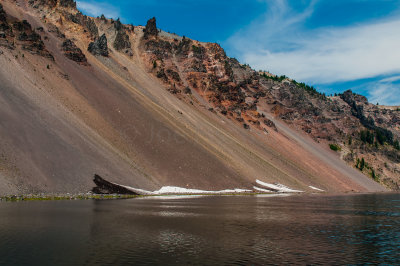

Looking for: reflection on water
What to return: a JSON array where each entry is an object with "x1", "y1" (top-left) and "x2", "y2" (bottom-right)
[{"x1": 0, "y1": 193, "x2": 399, "y2": 265}]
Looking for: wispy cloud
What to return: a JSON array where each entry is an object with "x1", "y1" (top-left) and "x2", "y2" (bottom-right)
[
  {"x1": 226, "y1": 0, "x2": 400, "y2": 86},
  {"x1": 76, "y1": 1, "x2": 121, "y2": 20},
  {"x1": 360, "y1": 77, "x2": 400, "y2": 106}
]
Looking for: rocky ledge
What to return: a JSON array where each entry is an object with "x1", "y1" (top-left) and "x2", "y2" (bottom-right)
[{"x1": 61, "y1": 39, "x2": 88, "y2": 65}]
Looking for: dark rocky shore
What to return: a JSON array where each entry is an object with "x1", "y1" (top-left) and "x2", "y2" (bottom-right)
[{"x1": 0, "y1": 193, "x2": 140, "y2": 202}]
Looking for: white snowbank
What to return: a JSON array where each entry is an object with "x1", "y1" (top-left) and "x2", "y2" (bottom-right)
[
  {"x1": 114, "y1": 182, "x2": 252, "y2": 195},
  {"x1": 141, "y1": 195, "x2": 206, "y2": 200},
  {"x1": 309, "y1": 186, "x2": 325, "y2": 192},
  {"x1": 154, "y1": 186, "x2": 252, "y2": 195},
  {"x1": 110, "y1": 179, "x2": 304, "y2": 196},
  {"x1": 256, "y1": 180, "x2": 303, "y2": 193},
  {"x1": 256, "y1": 194, "x2": 292, "y2": 198},
  {"x1": 253, "y1": 186, "x2": 274, "y2": 193}
]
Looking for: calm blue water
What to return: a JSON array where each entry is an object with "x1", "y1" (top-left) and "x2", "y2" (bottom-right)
[{"x1": 0, "y1": 193, "x2": 399, "y2": 265}]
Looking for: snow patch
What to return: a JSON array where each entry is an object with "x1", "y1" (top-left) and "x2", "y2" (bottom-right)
[
  {"x1": 256, "y1": 180, "x2": 303, "y2": 193},
  {"x1": 309, "y1": 186, "x2": 324, "y2": 192},
  {"x1": 253, "y1": 186, "x2": 274, "y2": 193},
  {"x1": 114, "y1": 183, "x2": 252, "y2": 195},
  {"x1": 154, "y1": 186, "x2": 252, "y2": 195},
  {"x1": 110, "y1": 179, "x2": 303, "y2": 196}
]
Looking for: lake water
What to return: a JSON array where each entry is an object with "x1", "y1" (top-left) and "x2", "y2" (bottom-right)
[{"x1": 0, "y1": 193, "x2": 399, "y2": 265}]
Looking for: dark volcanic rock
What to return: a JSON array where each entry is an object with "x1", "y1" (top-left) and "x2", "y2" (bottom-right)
[
  {"x1": 340, "y1": 90, "x2": 375, "y2": 129},
  {"x1": 175, "y1": 36, "x2": 192, "y2": 56},
  {"x1": 166, "y1": 69, "x2": 181, "y2": 82},
  {"x1": 29, "y1": 0, "x2": 57, "y2": 8},
  {"x1": 67, "y1": 12, "x2": 98, "y2": 38},
  {"x1": 84, "y1": 17, "x2": 98, "y2": 38},
  {"x1": 144, "y1": 39, "x2": 173, "y2": 59},
  {"x1": 114, "y1": 18, "x2": 123, "y2": 31},
  {"x1": 143, "y1": 17, "x2": 158, "y2": 39},
  {"x1": 189, "y1": 59, "x2": 207, "y2": 73},
  {"x1": 32, "y1": 0, "x2": 76, "y2": 8},
  {"x1": 341, "y1": 90, "x2": 368, "y2": 104},
  {"x1": 0, "y1": 7, "x2": 14, "y2": 49},
  {"x1": 59, "y1": 0, "x2": 76, "y2": 8},
  {"x1": 61, "y1": 39, "x2": 88, "y2": 64},
  {"x1": 18, "y1": 31, "x2": 40, "y2": 41},
  {"x1": 88, "y1": 33, "x2": 108, "y2": 56},
  {"x1": 8, "y1": 19, "x2": 54, "y2": 59},
  {"x1": 92, "y1": 174, "x2": 139, "y2": 195},
  {"x1": 263, "y1": 118, "x2": 278, "y2": 131},
  {"x1": 113, "y1": 30, "x2": 131, "y2": 50},
  {"x1": 13, "y1": 20, "x2": 32, "y2": 31},
  {"x1": 48, "y1": 23, "x2": 66, "y2": 38},
  {"x1": 0, "y1": 4, "x2": 6, "y2": 22}
]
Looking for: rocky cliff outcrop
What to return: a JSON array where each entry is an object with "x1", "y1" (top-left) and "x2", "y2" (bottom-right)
[
  {"x1": 113, "y1": 30, "x2": 131, "y2": 51},
  {"x1": 88, "y1": 33, "x2": 108, "y2": 56},
  {"x1": 0, "y1": 6, "x2": 53, "y2": 59},
  {"x1": 59, "y1": 0, "x2": 76, "y2": 8},
  {"x1": 30, "y1": 0, "x2": 76, "y2": 9},
  {"x1": 66, "y1": 11, "x2": 98, "y2": 39},
  {"x1": 143, "y1": 17, "x2": 158, "y2": 39},
  {"x1": 61, "y1": 39, "x2": 88, "y2": 65},
  {"x1": 0, "y1": 4, "x2": 6, "y2": 22}
]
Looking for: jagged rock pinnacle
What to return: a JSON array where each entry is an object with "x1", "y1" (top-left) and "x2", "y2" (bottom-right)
[
  {"x1": 88, "y1": 34, "x2": 108, "y2": 56},
  {"x1": 144, "y1": 17, "x2": 158, "y2": 39},
  {"x1": 114, "y1": 30, "x2": 131, "y2": 51}
]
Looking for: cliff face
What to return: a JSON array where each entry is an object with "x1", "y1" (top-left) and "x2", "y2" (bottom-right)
[{"x1": 0, "y1": 0, "x2": 395, "y2": 195}]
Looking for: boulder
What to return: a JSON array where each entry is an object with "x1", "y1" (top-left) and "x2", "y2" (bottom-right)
[
  {"x1": 92, "y1": 174, "x2": 139, "y2": 195},
  {"x1": 88, "y1": 33, "x2": 108, "y2": 56}
]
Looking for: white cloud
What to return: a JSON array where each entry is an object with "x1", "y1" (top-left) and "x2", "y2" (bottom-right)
[
  {"x1": 363, "y1": 78, "x2": 400, "y2": 106},
  {"x1": 379, "y1": 75, "x2": 400, "y2": 83},
  {"x1": 227, "y1": 0, "x2": 400, "y2": 85},
  {"x1": 76, "y1": 1, "x2": 120, "y2": 19}
]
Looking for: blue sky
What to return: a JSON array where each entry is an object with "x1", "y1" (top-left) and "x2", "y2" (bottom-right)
[{"x1": 77, "y1": 0, "x2": 400, "y2": 105}]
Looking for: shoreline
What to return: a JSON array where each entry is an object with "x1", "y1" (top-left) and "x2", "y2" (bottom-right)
[
  {"x1": 0, "y1": 191, "x2": 304, "y2": 202},
  {"x1": 0, "y1": 193, "x2": 140, "y2": 202},
  {"x1": 1, "y1": 191, "x2": 396, "y2": 202}
]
